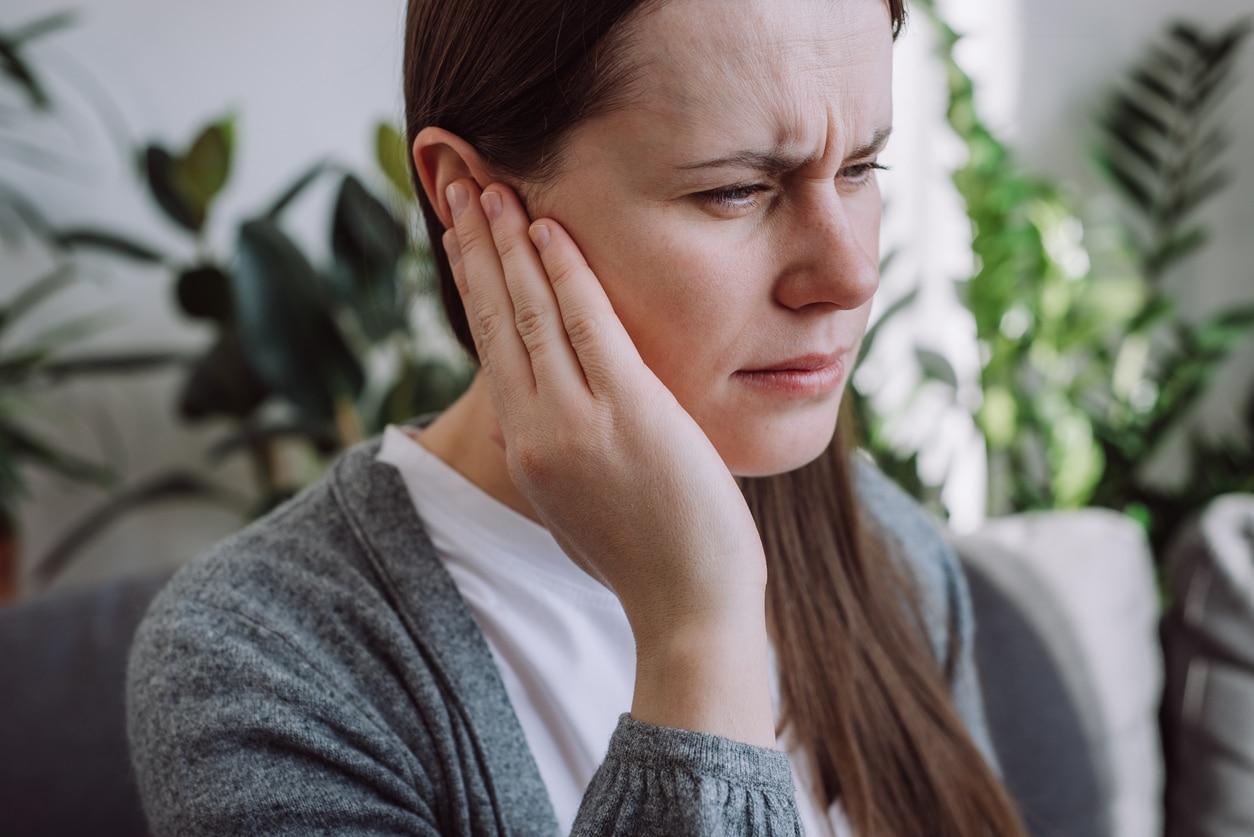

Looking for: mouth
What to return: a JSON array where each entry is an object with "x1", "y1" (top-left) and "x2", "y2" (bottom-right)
[{"x1": 732, "y1": 351, "x2": 850, "y2": 397}]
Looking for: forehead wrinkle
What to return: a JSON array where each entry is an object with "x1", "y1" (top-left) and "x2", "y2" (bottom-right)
[{"x1": 567, "y1": 0, "x2": 892, "y2": 183}]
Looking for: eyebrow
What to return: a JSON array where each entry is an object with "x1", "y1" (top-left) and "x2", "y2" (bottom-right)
[{"x1": 674, "y1": 126, "x2": 893, "y2": 174}]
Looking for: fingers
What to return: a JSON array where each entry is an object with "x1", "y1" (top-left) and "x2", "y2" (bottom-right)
[
  {"x1": 447, "y1": 177, "x2": 641, "y2": 412},
  {"x1": 529, "y1": 218, "x2": 645, "y2": 399},
  {"x1": 445, "y1": 180, "x2": 534, "y2": 422},
  {"x1": 479, "y1": 187, "x2": 587, "y2": 398}
]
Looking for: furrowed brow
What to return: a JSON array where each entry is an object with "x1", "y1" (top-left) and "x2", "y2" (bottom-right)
[
  {"x1": 847, "y1": 126, "x2": 892, "y2": 161},
  {"x1": 673, "y1": 149, "x2": 814, "y2": 175},
  {"x1": 674, "y1": 126, "x2": 893, "y2": 175}
]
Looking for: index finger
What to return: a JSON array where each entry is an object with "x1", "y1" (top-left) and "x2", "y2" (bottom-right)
[
  {"x1": 445, "y1": 179, "x2": 536, "y2": 411},
  {"x1": 528, "y1": 218, "x2": 648, "y2": 400}
]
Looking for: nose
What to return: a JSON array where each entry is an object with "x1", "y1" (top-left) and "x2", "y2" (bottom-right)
[{"x1": 772, "y1": 189, "x2": 880, "y2": 312}]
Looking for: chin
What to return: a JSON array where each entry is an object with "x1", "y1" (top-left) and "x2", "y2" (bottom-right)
[{"x1": 714, "y1": 403, "x2": 842, "y2": 479}]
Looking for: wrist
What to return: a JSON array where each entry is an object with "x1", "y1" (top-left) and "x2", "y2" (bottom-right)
[{"x1": 630, "y1": 592, "x2": 775, "y2": 748}]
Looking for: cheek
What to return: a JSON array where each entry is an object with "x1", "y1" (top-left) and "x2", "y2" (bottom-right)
[{"x1": 603, "y1": 225, "x2": 760, "y2": 384}]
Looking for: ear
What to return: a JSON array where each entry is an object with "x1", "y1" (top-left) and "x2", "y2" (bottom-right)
[{"x1": 412, "y1": 127, "x2": 493, "y2": 229}]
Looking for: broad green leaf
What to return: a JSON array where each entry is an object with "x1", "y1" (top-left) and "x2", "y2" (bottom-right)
[
  {"x1": 177, "y1": 327, "x2": 269, "y2": 421},
  {"x1": 175, "y1": 117, "x2": 234, "y2": 215},
  {"x1": 176, "y1": 264, "x2": 234, "y2": 322},
  {"x1": 233, "y1": 219, "x2": 364, "y2": 421},
  {"x1": 375, "y1": 122, "x2": 415, "y2": 201},
  {"x1": 143, "y1": 145, "x2": 202, "y2": 232},
  {"x1": 330, "y1": 175, "x2": 408, "y2": 342}
]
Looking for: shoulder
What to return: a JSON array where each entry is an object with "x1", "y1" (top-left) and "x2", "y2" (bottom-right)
[
  {"x1": 133, "y1": 449, "x2": 394, "y2": 676},
  {"x1": 125, "y1": 442, "x2": 446, "y2": 834},
  {"x1": 850, "y1": 454, "x2": 968, "y2": 669},
  {"x1": 851, "y1": 454, "x2": 1000, "y2": 768}
]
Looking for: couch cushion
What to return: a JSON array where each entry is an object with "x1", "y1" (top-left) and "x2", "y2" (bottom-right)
[
  {"x1": 959, "y1": 536, "x2": 1104, "y2": 837},
  {"x1": 0, "y1": 572, "x2": 170, "y2": 837},
  {"x1": 954, "y1": 509, "x2": 1164, "y2": 837},
  {"x1": 1162, "y1": 494, "x2": 1254, "y2": 836}
]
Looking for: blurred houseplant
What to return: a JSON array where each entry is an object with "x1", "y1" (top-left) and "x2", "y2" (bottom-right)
[
  {"x1": 1, "y1": 11, "x2": 189, "y2": 599},
  {"x1": 31, "y1": 118, "x2": 472, "y2": 586},
  {"x1": 859, "y1": 5, "x2": 1254, "y2": 558}
]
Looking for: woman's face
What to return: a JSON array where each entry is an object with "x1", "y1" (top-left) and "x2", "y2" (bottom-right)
[{"x1": 525, "y1": 0, "x2": 892, "y2": 477}]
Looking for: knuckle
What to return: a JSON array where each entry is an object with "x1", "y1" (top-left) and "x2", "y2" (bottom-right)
[
  {"x1": 563, "y1": 311, "x2": 604, "y2": 350},
  {"x1": 475, "y1": 307, "x2": 510, "y2": 348},
  {"x1": 513, "y1": 302, "x2": 548, "y2": 345}
]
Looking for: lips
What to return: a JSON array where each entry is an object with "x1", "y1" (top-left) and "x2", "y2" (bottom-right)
[
  {"x1": 741, "y1": 352, "x2": 847, "y2": 373},
  {"x1": 733, "y1": 350, "x2": 850, "y2": 397}
]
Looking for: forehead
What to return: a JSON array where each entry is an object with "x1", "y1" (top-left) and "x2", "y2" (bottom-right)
[{"x1": 577, "y1": 0, "x2": 893, "y2": 167}]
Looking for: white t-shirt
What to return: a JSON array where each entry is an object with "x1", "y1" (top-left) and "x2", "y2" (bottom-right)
[{"x1": 378, "y1": 425, "x2": 851, "y2": 836}]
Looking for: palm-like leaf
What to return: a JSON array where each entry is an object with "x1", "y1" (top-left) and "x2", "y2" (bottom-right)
[{"x1": 1096, "y1": 18, "x2": 1250, "y2": 277}]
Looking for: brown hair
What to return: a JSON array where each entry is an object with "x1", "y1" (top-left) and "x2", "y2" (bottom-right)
[{"x1": 404, "y1": 1, "x2": 1026, "y2": 835}]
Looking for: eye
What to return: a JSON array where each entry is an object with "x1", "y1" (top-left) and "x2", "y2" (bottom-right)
[
  {"x1": 697, "y1": 182, "x2": 773, "y2": 212},
  {"x1": 840, "y1": 161, "x2": 889, "y2": 186}
]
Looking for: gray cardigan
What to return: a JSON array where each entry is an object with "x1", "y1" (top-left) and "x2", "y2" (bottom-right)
[{"x1": 126, "y1": 437, "x2": 995, "y2": 836}]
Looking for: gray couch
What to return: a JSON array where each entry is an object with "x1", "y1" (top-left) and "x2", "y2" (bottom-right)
[{"x1": 2, "y1": 498, "x2": 1251, "y2": 836}]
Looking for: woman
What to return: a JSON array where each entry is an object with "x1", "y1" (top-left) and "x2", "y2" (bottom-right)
[{"x1": 128, "y1": 0, "x2": 1027, "y2": 834}]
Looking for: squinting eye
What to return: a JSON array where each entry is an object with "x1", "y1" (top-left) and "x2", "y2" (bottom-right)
[
  {"x1": 698, "y1": 182, "x2": 772, "y2": 210},
  {"x1": 841, "y1": 162, "x2": 889, "y2": 185}
]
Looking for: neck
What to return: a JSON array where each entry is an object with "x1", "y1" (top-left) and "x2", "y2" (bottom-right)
[{"x1": 412, "y1": 373, "x2": 541, "y2": 524}]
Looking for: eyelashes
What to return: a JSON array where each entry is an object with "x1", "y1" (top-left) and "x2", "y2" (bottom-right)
[{"x1": 698, "y1": 162, "x2": 889, "y2": 212}]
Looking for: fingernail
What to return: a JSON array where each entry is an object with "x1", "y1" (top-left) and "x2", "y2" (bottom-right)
[
  {"x1": 481, "y1": 190, "x2": 502, "y2": 223},
  {"x1": 529, "y1": 223, "x2": 550, "y2": 250},
  {"x1": 444, "y1": 229, "x2": 462, "y2": 265},
  {"x1": 446, "y1": 182, "x2": 468, "y2": 218}
]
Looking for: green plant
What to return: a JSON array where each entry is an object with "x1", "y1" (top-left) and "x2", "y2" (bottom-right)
[
  {"x1": 858, "y1": 0, "x2": 1120, "y2": 518},
  {"x1": 62, "y1": 117, "x2": 471, "y2": 509},
  {"x1": 1088, "y1": 19, "x2": 1254, "y2": 551},
  {"x1": 27, "y1": 117, "x2": 471, "y2": 586},
  {"x1": 883, "y1": 5, "x2": 1254, "y2": 558},
  {"x1": 0, "y1": 13, "x2": 185, "y2": 550}
]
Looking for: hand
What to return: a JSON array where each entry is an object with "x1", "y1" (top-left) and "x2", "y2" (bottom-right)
[{"x1": 445, "y1": 179, "x2": 775, "y2": 746}]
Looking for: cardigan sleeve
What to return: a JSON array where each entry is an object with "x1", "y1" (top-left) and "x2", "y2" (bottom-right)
[
  {"x1": 127, "y1": 596, "x2": 445, "y2": 837},
  {"x1": 128, "y1": 580, "x2": 805, "y2": 837},
  {"x1": 573, "y1": 715, "x2": 804, "y2": 836}
]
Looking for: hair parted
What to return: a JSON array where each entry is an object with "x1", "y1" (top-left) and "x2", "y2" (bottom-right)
[{"x1": 403, "y1": 1, "x2": 1025, "y2": 834}]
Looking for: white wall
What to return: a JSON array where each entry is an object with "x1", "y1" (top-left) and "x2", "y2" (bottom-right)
[{"x1": 3, "y1": 0, "x2": 1252, "y2": 590}]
